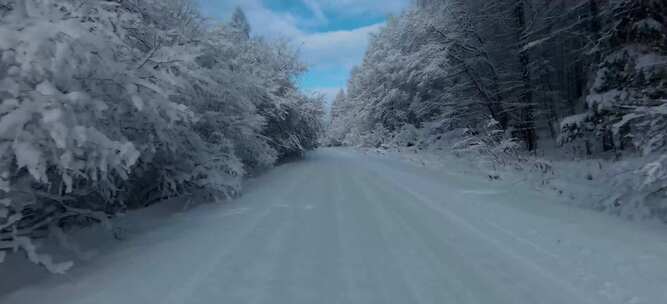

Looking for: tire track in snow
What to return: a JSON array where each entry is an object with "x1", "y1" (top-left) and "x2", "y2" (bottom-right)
[
  {"x1": 370, "y1": 170, "x2": 598, "y2": 304},
  {"x1": 354, "y1": 171, "x2": 486, "y2": 304},
  {"x1": 161, "y1": 165, "x2": 320, "y2": 304},
  {"x1": 266, "y1": 159, "x2": 347, "y2": 304},
  {"x1": 347, "y1": 173, "x2": 423, "y2": 304},
  {"x1": 328, "y1": 162, "x2": 424, "y2": 304}
]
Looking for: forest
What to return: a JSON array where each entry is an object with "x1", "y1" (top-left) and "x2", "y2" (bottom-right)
[{"x1": 328, "y1": 0, "x2": 667, "y2": 220}]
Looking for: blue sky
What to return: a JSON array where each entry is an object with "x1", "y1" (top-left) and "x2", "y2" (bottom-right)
[{"x1": 197, "y1": 0, "x2": 409, "y2": 104}]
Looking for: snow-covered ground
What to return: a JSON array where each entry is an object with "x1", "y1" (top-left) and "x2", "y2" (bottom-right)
[{"x1": 2, "y1": 148, "x2": 667, "y2": 304}]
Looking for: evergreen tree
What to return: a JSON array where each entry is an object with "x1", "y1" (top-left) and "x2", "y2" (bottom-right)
[
  {"x1": 562, "y1": 0, "x2": 667, "y2": 154},
  {"x1": 230, "y1": 7, "x2": 251, "y2": 40}
]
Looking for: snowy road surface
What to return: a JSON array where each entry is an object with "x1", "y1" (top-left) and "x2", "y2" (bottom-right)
[{"x1": 3, "y1": 148, "x2": 667, "y2": 304}]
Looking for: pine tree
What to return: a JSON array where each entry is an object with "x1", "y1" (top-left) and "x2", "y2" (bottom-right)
[
  {"x1": 563, "y1": 0, "x2": 667, "y2": 154},
  {"x1": 230, "y1": 7, "x2": 251, "y2": 40}
]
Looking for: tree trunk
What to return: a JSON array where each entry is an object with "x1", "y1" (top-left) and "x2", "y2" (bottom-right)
[{"x1": 514, "y1": 1, "x2": 537, "y2": 151}]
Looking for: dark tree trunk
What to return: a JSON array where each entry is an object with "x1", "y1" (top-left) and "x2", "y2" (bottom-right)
[{"x1": 514, "y1": 1, "x2": 537, "y2": 151}]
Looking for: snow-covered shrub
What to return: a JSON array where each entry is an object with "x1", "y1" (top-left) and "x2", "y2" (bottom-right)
[
  {"x1": 594, "y1": 154, "x2": 667, "y2": 221},
  {"x1": 633, "y1": 155, "x2": 667, "y2": 217},
  {"x1": 262, "y1": 93, "x2": 325, "y2": 161},
  {"x1": 0, "y1": 0, "x2": 168, "y2": 271},
  {"x1": 559, "y1": 113, "x2": 597, "y2": 156},
  {"x1": 638, "y1": 155, "x2": 667, "y2": 212},
  {"x1": 452, "y1": 119, "x2": 521, "y2": 169},
  {"x1": 342, "y1": 124, "x2": 391, "y2": 148},
  {"x1": 391, "y1": 124, "x2": 420, "y2": 147}
]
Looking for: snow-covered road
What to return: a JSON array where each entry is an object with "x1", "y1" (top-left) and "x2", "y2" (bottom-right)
[{"x1": 3, "y1": 148, "x2": 667, "y2": 304}]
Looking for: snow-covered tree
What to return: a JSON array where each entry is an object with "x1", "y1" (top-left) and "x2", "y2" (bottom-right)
[
  {"x1": 229, "y1": 7, "x2": 251, "y2": 40},
  {"x1": 561, "y1": 0, "x2": 667, "y2": 155},
  {"x1": 326, "y1": 90, "x2": 350, "y2": 146},
  {"x1": 330, "y1": 1, "x2": 517, "y2": 148},
  {"x1": 0, "y1": 0, "x2": 322, "y2": 272}
]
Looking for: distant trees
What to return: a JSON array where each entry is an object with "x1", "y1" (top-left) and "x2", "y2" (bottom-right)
[
  {"x1": 325, "y1": 90, "x2": 348, "y2": 146},
  {"x1": 0, "y1": 0, "x2": 322, "y2": 272}
]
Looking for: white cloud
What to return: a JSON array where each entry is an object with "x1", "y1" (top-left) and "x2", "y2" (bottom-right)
[
  {"x1": 296, "y1": 24, "x2": 383, "y2": 109},
  {"x1": 301, "y1": 0, "x2": 328, "y2": 24},
  {"x1": 298, "y1": 23, "x2": 383, "y2": 68},
  {"x1": 230, "y1": 2, "x2": 384, "y2": 74},
  {"x1": 242, "y1": 1, "x2": 305, "y2": 38}
]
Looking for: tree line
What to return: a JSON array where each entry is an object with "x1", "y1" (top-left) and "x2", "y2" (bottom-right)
[{"x1": 330, "y1": 0, "x2": 666, "y2": 154}]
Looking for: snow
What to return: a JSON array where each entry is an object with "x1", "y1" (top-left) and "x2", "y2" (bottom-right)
[
  {"x1": 587, "y1": 89, "x2": 628, "y2": 112},
  {"x1": 0, "y1": 173, "x2": 8, "y2": 193},
  {"x1": 3, "y1": 148, "x2": 667, "y2": 304},
  {"x1": 635, "y1": 53, "x2": 667, "y2": 70},
  {"x1": 12, "y1": 141, "x2": 47, "y2": 183},
  {"x1": 612, "y1": 112, "x2": 641, "y2": 139},
  {"x1": 521, "y1": 36, "x2": 552, "y2": 52},
  {"x1": 35, "y1": 81, "x2": 59, "y2": 96},
  {"x1": 11, "y1": 237, "x2": 74, "y2": 275},
  {"x1": 640, "y1": 157, "x2": 665, "y2": 189},
  {"x1": 560, "y1": 113, "x2": 591, "y2": 129},
  {"x1": 0, "y1": 105, "x2": 30, "y2": 139},
  {"x1": 655, "y1": 103, "x2": 667, "y2": 115},
  {"x1": 131, "y1": 95, "x2": 144, "y2": 111},
  {"x1": 633, "y1": 18, "x2": 664, "y2": 32}
]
